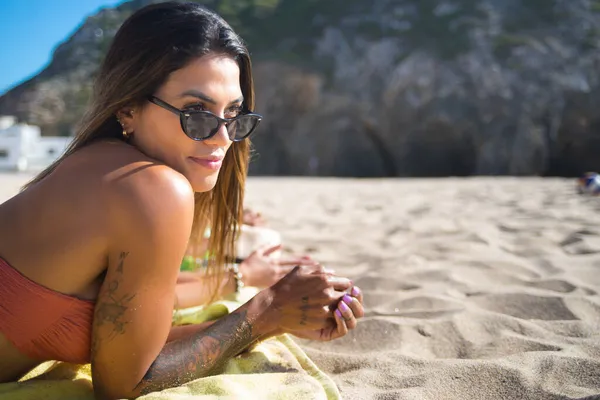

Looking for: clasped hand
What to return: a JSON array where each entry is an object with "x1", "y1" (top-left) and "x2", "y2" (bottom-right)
[{"x1": 267, "y1": 264, "x2": 364, "y2": 342}]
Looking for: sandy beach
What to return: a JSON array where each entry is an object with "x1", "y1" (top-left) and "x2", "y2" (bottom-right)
[{"x1": 2, "y1": 174, "x2": 600, "y2": 399}]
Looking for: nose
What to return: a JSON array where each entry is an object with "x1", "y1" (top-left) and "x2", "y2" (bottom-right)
[{"x1": 204, "y1": 121, "x2": 231, "y2": 146}]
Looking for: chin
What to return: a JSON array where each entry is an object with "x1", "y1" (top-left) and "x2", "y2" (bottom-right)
[{"x1": 188, "y1": 173, "x2": 219, "y2": 193}]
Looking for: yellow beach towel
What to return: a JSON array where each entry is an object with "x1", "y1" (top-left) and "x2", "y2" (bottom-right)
[{"x1": 0, "y1": 288, "x2": 341, "y2": 400}]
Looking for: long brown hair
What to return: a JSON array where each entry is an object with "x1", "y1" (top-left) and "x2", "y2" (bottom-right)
[{"x1": 23, "y1": 1, "x2": 253, "y2": 302}]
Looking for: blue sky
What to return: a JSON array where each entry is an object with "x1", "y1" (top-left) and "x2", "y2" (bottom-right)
[{"x1": 0, "y1": 0, "x2": 124, "y2": 95}]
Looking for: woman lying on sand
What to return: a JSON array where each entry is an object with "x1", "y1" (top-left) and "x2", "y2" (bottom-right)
[{"x1": 0, "y1": 2, "x2": 364, "y2": 399}]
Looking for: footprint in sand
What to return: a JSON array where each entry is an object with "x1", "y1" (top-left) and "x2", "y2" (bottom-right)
[
  {"x1": 525, "y1": 279, "x2": 597, "y2": 295},
  {"x1": 472, "y1": 334, "x2": 563, "y2": 358},
  {"x1": 533, "y1": 258, "x2": 563, "y2": 276},
  {"x1": 560, "y1": 230, "x2": 600, "y2": 255},
  {"x1": 470, "y1": 293, "x2": 578, "y2": 321},
  {"x1": 526, "y1": 279, "x2": 578, "y2": 294},
  {"x1": 407, "y1": 205, "x2": 430, "y2": 217}
]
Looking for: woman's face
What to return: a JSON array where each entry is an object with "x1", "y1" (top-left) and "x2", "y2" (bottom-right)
[{"x1": 122, "y1": 53, "x2": 243, "y2": 192}]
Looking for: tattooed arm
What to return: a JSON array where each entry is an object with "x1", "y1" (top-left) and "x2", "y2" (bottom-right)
[
  {"x1": 134, "y1": 295, "x2": 275, "y2": 395},
  {"x1": 92, "y1": 165, "x2": 352, "y2": 399},
  {"x1": 91, "y1": 166, "x2": 278, "y2": 399}
]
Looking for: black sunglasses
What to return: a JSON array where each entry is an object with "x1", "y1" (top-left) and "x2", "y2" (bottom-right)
[{"x1": 147, "y1": 95, "x2": 262, "y2": 142}]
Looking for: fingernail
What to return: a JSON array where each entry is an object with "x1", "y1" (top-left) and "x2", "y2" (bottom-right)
[
  {"x1": 339, "y1": 301, "x2": 349, "y2": 312},
  {"x1": 335, "y1": 309, "x2": 342, "y2": 318},
  {"x1": 343, "y1": 294, "x2": 353, "y2": 305},
  {"x1": 324, "y1": 268, "x2": 335, "y2": 274},
  {"x1": 352, "y1": 287, "x2": 360, "y2": 297}
]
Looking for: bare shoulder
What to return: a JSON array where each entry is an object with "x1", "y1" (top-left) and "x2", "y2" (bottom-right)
[
  {"x1": 59, "y1": 141, "x2": 195, "y2": 237},
  {"x1": 101, "y1": 147, "x2": 193, "y2": 206},
  {"x1": 101, "y1": 143, "x2": 195, "y2": 236}
]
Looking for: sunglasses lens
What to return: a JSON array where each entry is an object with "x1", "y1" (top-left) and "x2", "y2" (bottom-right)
[
  {"x1": 185, "y1": 113, "x2": 220, "y2": 140},
  {"x1": 185, "y1": 113, "x2": 260, "y2": 141},
  {"x1": 228, "y1": 115, "x2": 259, "y2": 140}
]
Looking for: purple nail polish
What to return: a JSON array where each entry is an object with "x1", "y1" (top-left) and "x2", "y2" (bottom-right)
[
  {"x1": 352, "y1": 287, "x2": 360, "y2": 297},
  {"x1": 343, "y1": 294, "x2": 353, "y2": 305},
  {"x1": 339, "y1": 301, "x2": 349, "y2": 312},
  {"x1": 335, "y1": 309, "x2": 342, "y2": 318}
]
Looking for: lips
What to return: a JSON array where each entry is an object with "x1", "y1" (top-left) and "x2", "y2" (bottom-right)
[{"x1": 189, "y1": 155, "x2": 224, "y2": 170}]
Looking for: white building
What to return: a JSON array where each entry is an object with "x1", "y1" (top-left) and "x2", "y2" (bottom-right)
[{"x1": 0, "y1": 116, "x2": 72, "y2": 172}]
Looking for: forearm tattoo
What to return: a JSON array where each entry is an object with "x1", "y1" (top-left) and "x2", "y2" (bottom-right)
[
  {"x1": 136, "y1": 309, "x2": 259, "y2": 394},
  {"x1": 92, "y1": 251, "x2": 266, "y2": 395}
]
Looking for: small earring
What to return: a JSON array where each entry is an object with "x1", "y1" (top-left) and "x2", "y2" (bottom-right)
[{"x1": 122, "y1": 129, "x2": 131, "y2": 139}]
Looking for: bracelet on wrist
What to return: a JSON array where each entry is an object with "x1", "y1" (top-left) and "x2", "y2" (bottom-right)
[{"x1": 227, "y1": 263, "x2": 244, "y2": 293}]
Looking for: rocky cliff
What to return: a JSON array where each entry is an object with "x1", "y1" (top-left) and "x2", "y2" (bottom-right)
[{"x1": 1, "y1": 0, "x2": 599, "y2": 177}]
